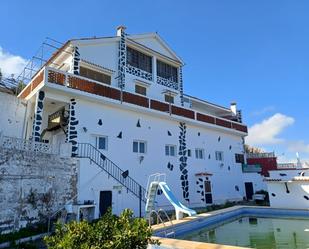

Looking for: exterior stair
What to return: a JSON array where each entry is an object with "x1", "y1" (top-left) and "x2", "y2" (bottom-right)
[{"x1": 74, "y1": 143, "x2": 147, "y2": 215}]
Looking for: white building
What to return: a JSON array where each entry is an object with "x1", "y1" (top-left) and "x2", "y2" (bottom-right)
[
  {"x1": 266, "y1": 169, "x2": 309, "y2": 209},
  {"x1": 17, "y1": 26, "x2": 248, "y2": 218}
]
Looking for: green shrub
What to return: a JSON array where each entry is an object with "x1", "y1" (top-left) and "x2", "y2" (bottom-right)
[{"x1": 44, "y1": 209, "x2": 160, "y2": 249}]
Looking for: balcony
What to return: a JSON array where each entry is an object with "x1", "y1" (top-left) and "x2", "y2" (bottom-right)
[
  {"x1": 156, "y1": 76, "x2": 178, "y2": 90},
  {"x1": 126, "y1": 64, "x2": 153, "y2": 81},
  {"x1": 18, "y1": 67, "x2": 248, "y2": 134},
  {"x1": 242, "y1": 164, "x2": 262, "y2": 173}
]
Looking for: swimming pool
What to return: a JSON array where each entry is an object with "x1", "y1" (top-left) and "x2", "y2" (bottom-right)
[
  {"x1": 180, "y1": 216, "x2": 309, "y2": 249},
  {"x1": 153, "y1": 206, "x2": 309, "y2": 249}
]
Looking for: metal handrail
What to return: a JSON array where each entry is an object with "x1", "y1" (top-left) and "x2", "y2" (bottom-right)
[
  {"x1": 75, "y1": 143, "x2": 147, "y2": 203},
  {"x1": 149, "y1": 209, "x2": 175, "y2": 238},
  {"x1": 158, "y1": 208, "x2": 174, "y2": 228}
]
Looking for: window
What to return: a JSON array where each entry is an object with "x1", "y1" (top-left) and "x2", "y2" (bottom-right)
[
  {"x1": 187, "y1": 149, "x2": 192, "y2": 157},
  {"x1": 157, "y1": 60, "x2": 178, "y2": 82},
  {"x1": 96, "y1": 136, "x2": 108, "y2": 150},
  {"x1": 164, "y1": 94, "x2": 174, "y2": 104},
  {"x1": 135, "y1": 84, "x2": 147, "y2": 96},
  {"x1": 133, "y1": 140, "x2": 147, "y2": 154},
  {"x1": 127, "y1": 47, "x2": 152, "y2": 73},
  {"x1": 235, "y1": 154, "x2": 245, "y2": 163},
  {"x1": 215, "y1": 151, "x2": 224, "y2": 161},
  {"x1": 195, "y1": 148, "x2": 205, "y2": 159},
  {"x1": 79, "y1": 67, "x2": 111, "y2": 84},
  {"x1": 165, "y1": 145, "x2": 176, "y2": 156}
]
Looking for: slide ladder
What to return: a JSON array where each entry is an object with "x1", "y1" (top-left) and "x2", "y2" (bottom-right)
[
  {"x1": 149, "y1": 209, "x2": 175, "y2": 238},
  {"x1": 145, "y1": 173, "x2": 196, "y2": 220}
]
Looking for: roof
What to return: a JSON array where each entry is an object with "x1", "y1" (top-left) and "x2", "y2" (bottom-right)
[
  {"x1": 127, "y1": 32, "x2": 184, "y2": 64},
  {"x1": 183, "y1": 94, "x2": 232, "y2": 113}
]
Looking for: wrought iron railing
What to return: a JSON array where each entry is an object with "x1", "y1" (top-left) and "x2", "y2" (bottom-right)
[
  {"x1": 247, "y1": 152, "x2": 275, "y2": 159},
  {"x1": 0, "y1": 135, "x2": 58, "y2": 154},
  {"x1": 75, "y1": 143, "x2": 147, "y2": 204}
]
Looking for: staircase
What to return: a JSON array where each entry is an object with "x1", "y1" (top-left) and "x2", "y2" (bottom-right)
[{"x1": 74, "y1": 143, "x2": 147, "y2": 210}]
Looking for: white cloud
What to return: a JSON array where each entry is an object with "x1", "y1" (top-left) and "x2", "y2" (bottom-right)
[
  {"x1": 286, "y1": 140, "x2": 309, "y2": 154},
  {"x1": 0, "y1": 46, "x2": 27, "y2": 77},
  {"x1": 246, "y1": 113, "x2": 294, "y2": 146},
  {"x1": 250, "y1": 106, "x2": 275, "y2": 116}
]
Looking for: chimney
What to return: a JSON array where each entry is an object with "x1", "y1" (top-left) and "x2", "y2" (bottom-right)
[
  {"x1": 230, "y1": 102, "x2": 237, "y2": 115},
  {"x1": 117, "y1": 25, "x2": 126, "y2": 37}
]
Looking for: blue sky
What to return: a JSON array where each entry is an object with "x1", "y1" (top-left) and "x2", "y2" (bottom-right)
[{"x1": 1, "y1": 0, "x2": 308, "y2": 162}]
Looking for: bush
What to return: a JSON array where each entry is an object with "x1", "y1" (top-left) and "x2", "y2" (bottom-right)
[{"x1": 44, "y1": 209, "x2": 160, "y2": 249}]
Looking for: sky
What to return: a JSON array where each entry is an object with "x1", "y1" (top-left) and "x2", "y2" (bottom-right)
[{"x1": 0, "y1": 0, "x2": 308, "y2": 162}]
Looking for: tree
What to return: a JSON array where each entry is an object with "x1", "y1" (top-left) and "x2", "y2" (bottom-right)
[
  {"x1": 0, "y1": 68, "x2": 2, "y2": 82},
  {"x1": 44, "y1": 209, "x2": 160, "y2": 249},
  {"x1": 12, "y1": 80, "x2": 26, "y2": 95}
]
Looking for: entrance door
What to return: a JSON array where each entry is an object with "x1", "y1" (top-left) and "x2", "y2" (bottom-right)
[
  {"x1": 204, "y1": 180, "x2": 213, "y2": 204},
  {"x1": 245, "y1": 182, "x2": 254, "y2": 200},
  {"x1": 99, "y1": 191, "x2": 112, "y2": 216}
]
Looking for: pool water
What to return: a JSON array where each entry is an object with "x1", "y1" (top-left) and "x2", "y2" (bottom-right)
[{"x1": 179, "y1": 216, "x2": 309, "y2": 249}]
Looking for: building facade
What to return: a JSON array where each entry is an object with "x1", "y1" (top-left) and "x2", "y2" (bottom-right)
[{"x1": 17, "y1": 27, "x2": 248, "y2": 218}]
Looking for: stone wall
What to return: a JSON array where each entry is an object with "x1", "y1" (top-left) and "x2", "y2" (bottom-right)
[{"x1": 0, "y1": 147, "x2": 78, "y2": 233}]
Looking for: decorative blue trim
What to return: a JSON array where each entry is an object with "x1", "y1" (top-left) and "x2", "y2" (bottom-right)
[
  {"x1": 67, "y1": 99, "x2": 79, "y2": 156},
  {"x1": 179, "y1": 122, "x2": 189, "y2": 202},
  {"x1": 179, "y1": 67, "x2": 184, "y2": 106},
  {"x1": 118, "y1": 30, "x2": 126, "y2": 89},
  {"x1": 72, "y1": 46, "x2": 80, "y2": 75},
  {"x1": 32, "y1": 91, "x2": 45, "y2": 142}
]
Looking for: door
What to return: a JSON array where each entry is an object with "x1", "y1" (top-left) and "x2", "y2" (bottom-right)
[
  {"x1": 204, "y1": 180, "x2": 213, "y2": 204},
  {"x1": 245, "y1": 182, "x2": 254, "y2": 200},
  {"x1": 99, "y1": 191, "x2": 112, "y2": 216}
]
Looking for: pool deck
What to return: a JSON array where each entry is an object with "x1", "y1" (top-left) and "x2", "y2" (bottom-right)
[
  {"x1": 151, "y1": 205, "x2": 272, "y2": 249},
  {"x1": 151, "y1": 205, "x2": 246, "y2": 230},
  {"x1": 152, "y1": 236, "x2": 251, "y2": 249}
]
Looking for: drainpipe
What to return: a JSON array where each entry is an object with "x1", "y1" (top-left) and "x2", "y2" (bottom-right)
[
  {"x1": 21, "y1": 100, "x2": 29, "y2": 139},
  {"x1": 139, "y1": 185, "x2": 142, "y2": 218}
]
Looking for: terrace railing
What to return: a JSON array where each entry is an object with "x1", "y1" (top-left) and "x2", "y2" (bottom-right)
[
  {"x1": 247, "y1": 152, "x2": 275, "y2": 159},
  {"x1": 19, "y1": 67, "x2": 248, "y2": 134},
  {"x1": 0, "y1": 135, "x2": 58, "y2": 154}
]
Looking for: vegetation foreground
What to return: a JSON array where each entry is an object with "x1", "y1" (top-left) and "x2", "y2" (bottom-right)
[{"x1": 44, "y1": 209, "x2": 160, "y2": 249}]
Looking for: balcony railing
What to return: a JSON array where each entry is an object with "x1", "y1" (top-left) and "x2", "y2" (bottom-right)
[
  {"x1": 277, "y1": 163, "x2": 297, "y2": 169},
  {"x1": 126, "y1": 64, "x2": 153, "y2": 81},
  {"x1": 0, "y1": 135, "x2": 59, "y2": 154},
  {"x1": 19, "y1": 67, "x2": 248, "y2": 134},
  {"x1": 242, "y1": 164, "x2": 262, "y2": 173},
  {"x1": 156, "y1": 75, "x2": 178, "y2": 90},
  {"x1": 247, "y1": 152, "x2": 275, "y2": 159}
]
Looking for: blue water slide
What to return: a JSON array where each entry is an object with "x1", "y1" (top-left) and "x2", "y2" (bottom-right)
[{"x1": 159, "y1": 182, "x2": 197, "y2": 219}]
